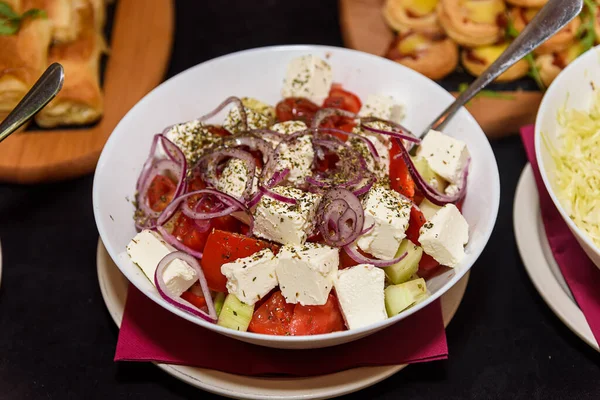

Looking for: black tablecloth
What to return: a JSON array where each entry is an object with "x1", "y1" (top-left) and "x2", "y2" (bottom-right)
[{"x1": 0, "y1": 1, "x2": 598, "y2": 399}]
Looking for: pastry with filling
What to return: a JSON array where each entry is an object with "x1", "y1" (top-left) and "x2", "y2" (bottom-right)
[
  {"x1": 509, "y1": 7, "x2": 580, "y2": 55},
  {"x1": 386, "y1": 31, "x2": 459, "y2": 80},
  {"x1": 462, "y1": 42, "x2": 529, "y2": 82},
  {"x1": 506, "y1": 0, "x2": 547, "y2": 7},
  {"x1": 437, "y1": 0, "x2": 507, "y2": 47},
  {"x1": 35, "y1": 0, "x2": 106, "y2": 127},
  {"x1": 383, "y1": 0, "x2": 443, "y2": 35},
  {"x1": 0, "y1": 16, "x2": 52, "y2": 122},
  {"x1": 22, "y1": 0, "x2": 78, "y2": 43},
  {"x1": 535, "y1": 42, "x2": 585, "y2": 87}
]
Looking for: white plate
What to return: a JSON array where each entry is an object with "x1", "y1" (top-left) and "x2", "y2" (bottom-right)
[
  {"x1": 513, "y1": 164, "x2": 598, "y2": 351},
  {"x1": 97, "y1": 239, "x2": 470, "y2": 399}
]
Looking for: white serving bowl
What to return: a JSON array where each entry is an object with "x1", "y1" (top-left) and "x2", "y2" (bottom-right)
[
  {"x1": 93, "y1": 45, "x2": 500, "y2": 349},
  {"x1": 535, "y1": 46, "x2": 600, "y2": 271}
]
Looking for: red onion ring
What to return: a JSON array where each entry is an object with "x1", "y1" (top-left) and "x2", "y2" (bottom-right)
[
  {"x1": 318, "y1": 127, "x2": 380, "y2": 161},
  {"x1": 343, "y1": 243, "x2": 408, "y2": 267},
  {"x1": 257, "y1": 168, "x2": 296, "y2": 204},
  {"x1": 352, "y1": 175, "x2": 375, "y2": 197},
  {"x1": 360, "y1": 117, "x2": 421, "y2": 144},
  {"x1": 222, "y1": 134, "x2": 274, "y2": 164},
  {"x1": 316, "y1": 188, "x2": 365, "y2": 247},
  {"x1": 135, "y1": 135, "x2": 187, "y2": 230},
  {"x1": 247, "y1": 167, "x2": 291, "y2": 208},
  {"x1": 312, "y1": 108, "x2": 356, "y2": 128},
  {"x1": 259, "y1": 186, "x2": 297, "y2": 204},
  {"x1": 154, "y1": 251, "x2": 217, "y2": 322},
  {"x1": 158, "y1": 189, "x2": 250, "y2": 224},
  {"x1": 198, "y1": 148, "x2": 257, "y2": 200},
  {"x1": 393, "y1": 138, "x2": 469, "y2": 206},
  {"x1": 157, "y1": 225, "x2": 204, "y2": 259},
  {"x1": 198, "y1": 96, "x2": 247, "y2": 132},
  {"x1": 138, "y1": 159, "x2": 181, "y2": 219}
]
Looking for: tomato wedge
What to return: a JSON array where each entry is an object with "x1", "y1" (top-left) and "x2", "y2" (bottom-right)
[
  {"x1": 405, "y1": 206, "x2": 426, "y2": 245},
  {"x1": 181, "y1": 284, "x2": 207, "y2": 309},
  {"x1": 389, "y1": 139, "x2": 416, "y2": 200},
  {"x1": 275, "y1": 97, "x2": 320, "y2": 125},
  {"x1": 288, "y1": 293, "x2": 346, "y2": 335},
  {"x1": 339, "y1": 247, "x2": 360, "y2": 269},
  {"x1": 248, "y1": 291, "x2": 295, "y2": 335},
  {"x1": 172, "y1": 214, "x2": 212, "y2": 253},
  {"x1": 200, "y1": 230, "x2": 279, "y2": 292},
  {"x1": 147, "y1": 174, "x2": 177, "y2": 212},
  {"x1": 322, "y1": 84, "x2": 362, "y2": 113}
]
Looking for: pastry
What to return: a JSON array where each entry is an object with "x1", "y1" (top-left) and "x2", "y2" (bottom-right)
[
  {"x1": 386, "y1": 31, "x2": 459, "y2": 80},
  {"x1": 509, "y1": 7, "x2": 580, "y2": 55},
  {"x1": 35, "y1": 0, "x2": 106, "y2": 127},
  {"x1": 535, "y1": 42, "x2": 585, "y2": 87},
  {"x1": 461, "y1": 42, "x2": 529, "y2": 82},
  {"x1": 437, "y1": 0, "x2": 507, "y2": 47},
  {"x1": 506, "y1": 0, "x2": 547, "y2": 7},
  {"x1": 22, "y1": 0, "x2": 78, "y2": 43},
  {"x1": 383, "y1": 0, "x2": 443, "y2": 35},
  {"x1": 0, "y1": 16, "x2": 52, "y2": 120}
]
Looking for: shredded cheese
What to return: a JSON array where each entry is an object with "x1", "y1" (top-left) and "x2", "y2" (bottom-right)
[{"x1": 545, "y1": 91, "x2": 600, "y2": 246}]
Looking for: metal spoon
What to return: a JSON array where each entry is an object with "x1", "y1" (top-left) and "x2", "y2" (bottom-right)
[
  {"x1": 420, "y1": 0, "x2": 583, "y2": 137},
  {"x1": 0, "y1": 63, "x2": 64, "y2": 143}
]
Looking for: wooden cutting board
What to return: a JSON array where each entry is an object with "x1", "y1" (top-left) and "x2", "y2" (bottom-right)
[
  {"x1": 0, "y1": 0, "x2": 174, "y2": 183},
  {"x1": 339, "y1": 0, "x2": 543, "y2": 139}
]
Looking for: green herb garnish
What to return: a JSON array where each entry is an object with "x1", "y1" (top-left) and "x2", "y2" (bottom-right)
[{"x1": 0, "y1": 1, "x2": 46, "y2": 36}]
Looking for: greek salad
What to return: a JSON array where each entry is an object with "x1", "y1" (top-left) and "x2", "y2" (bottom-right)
[{"x1": 127, "y1": 55, "x2": 470, "y2": 336}]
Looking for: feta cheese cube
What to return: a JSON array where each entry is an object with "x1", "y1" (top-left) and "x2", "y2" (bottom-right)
[
  {"x1": 445, "y1": 184, "x2": 459, "y2": 196},
  {"x1": 162, "y1": 120, "x2": 222, "y2": 165},
  {"x1": 282, "y1": 55, "x2": 333, "y2": 105},
  {"x1": 275, "y1": 243, "x2": 339, "y2": 305},
  {"x1": 418, "y1": 204, "x2": 469, "y2": 268},
  {"x1": 126, "y1": 230, "x2": 197, "y2": 296},
  {"x1": 252, "y1": 186, "x2": 320, "y2": 245},
  {"x1": 275, "y1": 135, "x2": 314, "y2": 185},
  {"x1": 350, "y1": 123, "x2": 390, "y2": 179},
  {"x1": 266, "y1": 120, "x2": 307, "y2": 147},
  {"x1": 417, "y1": 130, "x2": 470, "y2": 185},
  {"x1": 220, "y1": 249, "x2": 278, "y2": 305},
  {"x1": 334, "y1": 264, "x2": 387, "y2": 330},
  {"x1": 223, "y1": 98, "x2": 273, "y2": 134},
  {"x1": 270, "y1": 120, "x2": 307, "y2": 135},
  {"x1": 357, "y1": 185, "x2": 411, "y2": 260},
  {"x1": 358, "y1": 94, "x2": 405, "y2": 123},
  {"x1": 240, "y1": 97, "x2": 275, "y2": 119},
  {"x1": 216, "y1": 158, "x2": 252, "y2": 199}
]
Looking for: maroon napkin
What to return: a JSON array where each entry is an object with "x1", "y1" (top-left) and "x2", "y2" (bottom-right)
[
  {"x1": 114, "y1": 285, "x2": 448, "y2": 376},
  {"x1": 520, "y1": 125, "x2": 600, "y2": 346}
]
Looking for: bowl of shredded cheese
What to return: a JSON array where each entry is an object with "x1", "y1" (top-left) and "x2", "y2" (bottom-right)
[{"x1": 536, "y1": 45, "x2": 600, "y2": 270}]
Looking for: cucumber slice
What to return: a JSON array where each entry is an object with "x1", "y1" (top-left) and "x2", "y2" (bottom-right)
[
  {"x1": 385, "y1": 240, "x2": 423, "y2": 285},
  {"x1": 384, "y1": 278, "x2": 427, "y2": 317},
  {"x1": 213, "y1": 292, "x2": 226, "y2": 317},
  {"x1": 217, "y1": 294, "x2": 254, "y2": 331},
  {"x1": 419, "y1": 199, "x2": 442, "y2": 220},
  {"x1": 411, "y1": 156, "x2": 447, "y2": 192}
]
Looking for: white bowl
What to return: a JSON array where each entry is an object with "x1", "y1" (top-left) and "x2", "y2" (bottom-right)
[
  {"x1": 93, "y1": 45, "x2": 500, "y2": 349},
  {"x1": 535, "y1": 46, "x2": 600, "y2": 270}
]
